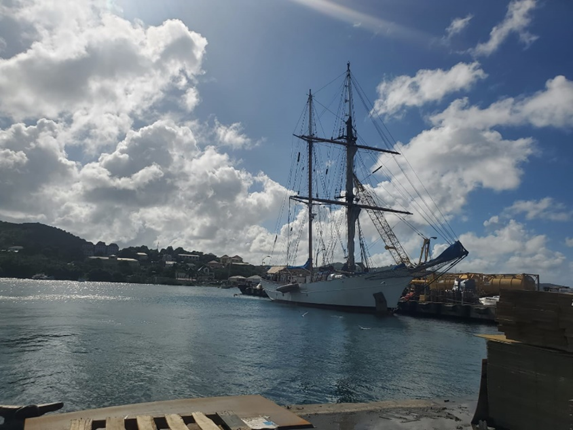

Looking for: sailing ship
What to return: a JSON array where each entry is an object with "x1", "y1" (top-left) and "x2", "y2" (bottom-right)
[{"x1": 262, "y1": 63, "x2": 468, "y2": 312}]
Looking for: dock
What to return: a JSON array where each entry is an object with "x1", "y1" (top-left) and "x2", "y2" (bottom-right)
[
  {"x1": 396, "y1": 300, "x2": 496, "y2": 322},
  {"x1": 292, "y1": 398, "x2": 477, "y2": 430},
  {"x1": 17, "y1": 397, "x2": 479, "y2": 430}
]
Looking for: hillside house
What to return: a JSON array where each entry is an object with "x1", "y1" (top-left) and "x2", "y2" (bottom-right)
[
  {"x1": 207, "y1": 260, "x2": 224, "y2": 269},
  {"x1": 220, "y1": 255, "x2": 244, "y2": 265}
]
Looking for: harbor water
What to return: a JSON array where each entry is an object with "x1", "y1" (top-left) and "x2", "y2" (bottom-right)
[{"x1": 0, "y1": 279, "x2": 497, "y2": 412}]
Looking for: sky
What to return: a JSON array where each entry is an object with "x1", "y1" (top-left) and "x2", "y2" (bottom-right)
[{"x1": 0, "y1": 0, "x2": 572, "y2": 284}]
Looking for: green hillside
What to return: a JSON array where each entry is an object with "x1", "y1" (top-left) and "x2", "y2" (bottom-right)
[
  {"x1": 0, "y1": 221, "x2": 86, "y2": 260},
  {"x1": 0, "y1": 221, "x2": 260, "y2": 283}
]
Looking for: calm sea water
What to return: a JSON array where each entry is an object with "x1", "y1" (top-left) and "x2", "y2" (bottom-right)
[{"x1": 0, "y1": 279, "x2": 497, "y2": 412}]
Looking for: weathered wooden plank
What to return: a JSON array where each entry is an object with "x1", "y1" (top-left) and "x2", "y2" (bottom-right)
[
  {"x1": 105, "y1": 416, "x2": 125, "y2": 430},
  {"x1": 217, "y1": 411, "x2": 251, "y2": 430},
  {"x1": 191, "y1": 412, "x2": 220, "y2": 430},
  {"x1": 135, "y1": 415, "x2": 157, "y2": 430},
  {"x1": 164, "y1": 414, "x2": 188, "y2": 430},
  {"x1": 217, "y1": 411, "x2": 250, "y2": 430},
  {"x1": 68, "y1": 418, "x2": 92, "y2": 430}
]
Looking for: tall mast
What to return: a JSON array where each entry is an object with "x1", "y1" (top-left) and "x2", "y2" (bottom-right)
[
  {"x1": 307, "y1": 90, "x2": 314, "y2": 276},
  {"x1": 345, "y1": 62, "x2": 359, "y2": 272},
  {"x1": 292, "y1": 63, "x2": 413, "y2": 272}
]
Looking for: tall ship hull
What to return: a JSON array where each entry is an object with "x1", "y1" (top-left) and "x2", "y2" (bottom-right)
[{"x1": 262, "y1": 268, "x2": 414, "y2": 311}]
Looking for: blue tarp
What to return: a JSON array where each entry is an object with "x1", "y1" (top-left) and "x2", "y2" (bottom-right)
[
  {"x1": 287, "y1": 258, "x2": 311, "y2": 270},
  {"x1": 422, "y1": 240, "x2": 468, "y2": 268}
]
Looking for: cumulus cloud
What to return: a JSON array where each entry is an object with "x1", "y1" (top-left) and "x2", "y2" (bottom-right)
[
  {"x1": 0, "y1": 0, "x2": 207, "y2": 151},
  {"x1": 364, "y1": 69, "x2": 572, "y2": 275},
  {"x1": 455, "y1": 216, "x2": 569, "y2": 283},
  {"x1": 0, "y1": 120, "x2": 79, "y2": 214},
  {"x1": 0, "y1": 119, "x2": 289, "y2": 261},
  {"x1": 215, "y1": 121, "x2": 255, "y2": 149},
  {"x1": 566, "y1": 238, "x2": 573, "y2": 247},
  {"x1": 183, "y1": 87, "x2": 201, "y2": 111},
  {"x1": 472, "y1": 0, "x2": 538, "y2": 57},
  {"x1": 368, "y1": 72, "x2": 572, "y2": 250},
  {"x1": 505, "y1": 198, "x2": 572, "y2": 221},
  {"x1": 372, "y1": 62, "x2": 486, "y2": 116},
  {"x1": 445, "y1": 15, "x2": 473, "y2": 39},
  {"x1": 370, "y1": 126, "x2": 534, "y2": 230},
  {"x1": 431, "y1": 76, "x2": 573, "y2": 130}
]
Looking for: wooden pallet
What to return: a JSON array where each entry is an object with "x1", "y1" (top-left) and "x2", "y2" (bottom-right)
[
  {"x1": 26, "y1": 395, "x2": 311, "y2": 430},
  {"x1": 69, "y1": 411, "x2": 250, "y2": 430}
]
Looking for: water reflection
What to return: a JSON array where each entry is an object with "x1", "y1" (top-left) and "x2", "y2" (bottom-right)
[{"x1": 0, "y1": 279, "x2": 497, "y2": 411}]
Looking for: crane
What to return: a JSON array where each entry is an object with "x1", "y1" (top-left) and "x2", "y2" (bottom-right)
[{"x1": 354, "y1": 176, "x2": 413, "y2": 267}]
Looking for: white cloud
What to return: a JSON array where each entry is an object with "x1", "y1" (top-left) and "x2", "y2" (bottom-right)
[
  {"x1": 0, "y1": 119, "x2": 289, "y2": 262},
  {"x1": 372, "y1": 62, "x2": 486, "y2": 116},
  {"x1": 72, "y1": 120, "x2": 287, "y2": 255},
  {"x1": 566, "y1": 238, "x2": 573, "y2": 247},
  {"x1": 183, "y1": 87, "x2": 201, "y2": 111},
  {"x1": 505, "y1": 198, "x2": 571, "y2": 221},
  {"x1": 472, "y1": 0, "x2": 538, "y2": 57},
  {"x1": 368, "y1": 72, "x2": 573, "y2": 243},
  {"x1": 0, "y1": 16, "x2": 205, "y2": 120},
  {"x1": 0, "y1": 120, "x2": 79, "y2": 215},
  {"x1": 431, "y1": 76, "x2": 573, "y2": 130},
  {"x1": 364, "y1": 72, "x2": 573, "y2": 279},
  {"x1": 445, "y1": 15, "x2": 472, "y2": 39},
  {"x1": 0, "y1": 0, "x2": 207, "y2": 151},
  {"x1": 372, "y1": 125, "x2": 534, "y2": 227},
  {"x1": 215, "y1": 121, "x2": 255, "y2": 149},
  {"x1": 456, "y1": 217, "x2": 568, "y2": 282}
]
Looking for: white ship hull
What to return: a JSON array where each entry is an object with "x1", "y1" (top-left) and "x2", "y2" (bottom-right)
[{"x1": 262, "y1": 268, "x2": 413, "y2": 312}]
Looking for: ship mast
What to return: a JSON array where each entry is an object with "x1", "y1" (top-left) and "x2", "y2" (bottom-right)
[
  {"x1": 307, "y1": 90, "x2": 314, "y2": 277},
  {"x1": 292, "y1": 63, "x2": 412, "y2": 274},
  {"x1": 344, "y1": 62, "x2": 359, "y2": 272}
]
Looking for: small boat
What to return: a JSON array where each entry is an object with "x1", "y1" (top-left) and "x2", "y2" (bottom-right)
[
  {"x1": 237, "y1": 283, "x2": 269, "y2": 298},
  {"x1": 263, "y1": 63, "x2": 468, "y2": 313}
]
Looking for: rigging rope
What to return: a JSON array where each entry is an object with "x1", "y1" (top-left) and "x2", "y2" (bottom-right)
[
  {"x1": 351, "y1": 76, "x2": 457, "y2": 243},
  {"x1": 274, "y1": 65, "x2": 464, "y2": 270}
]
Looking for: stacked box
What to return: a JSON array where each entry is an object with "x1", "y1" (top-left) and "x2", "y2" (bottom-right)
[
  {"x1": 486, "y1": 338, "x2": 573, "y2": 429},
  {"x1": 484, "y1": 290, "x2": 573, "y2": 429},
  {"x1": 496, "y1": 290, "x2": 573, "y2": 352}
]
